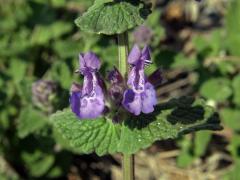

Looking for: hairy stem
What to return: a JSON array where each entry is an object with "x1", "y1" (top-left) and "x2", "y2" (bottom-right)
[
  {"x1": 117, "y1": 32, "x2": 129, "y2": 76},
  {"x1": 117, "y1": 32, "x2": 134, "y2": 180},
  {"x1": 123, "y1": 154, "x2": 134, "y2": 180}
]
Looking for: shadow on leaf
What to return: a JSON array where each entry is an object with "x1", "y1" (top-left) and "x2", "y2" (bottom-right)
[{"x1": 124, "y1": 96, "x2": 222, "y2": 134}]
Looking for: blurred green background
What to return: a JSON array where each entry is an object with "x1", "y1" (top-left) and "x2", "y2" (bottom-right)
[{"x1": 0, "y1": 0, "x2": 240, "y2": 179}]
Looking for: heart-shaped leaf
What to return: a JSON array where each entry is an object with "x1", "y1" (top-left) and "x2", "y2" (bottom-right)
[
  {"x1": 51, "y1": 97, "x2": 222, "y2": 155},
  {"x1": 52, "y1": 110, "x2": 121, "y2": 156},
  {"x1": 75, "y1": 1, "x2": 151, "y2": 35},
  {"x1": 118, "y1": 97, "x2": 222, "y2": 154}
]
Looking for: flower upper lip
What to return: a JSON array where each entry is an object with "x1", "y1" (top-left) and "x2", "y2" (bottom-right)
[
  {"x1": 128, "y1": 44, "x2": 151, "y2": 66},
  {"x1": 79, "y1": 52, "x2": 101, "y2": 72}
]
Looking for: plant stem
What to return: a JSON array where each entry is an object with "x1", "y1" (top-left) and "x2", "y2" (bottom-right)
[
  {"x1": 117, "y1": 32, "x2": 129, "y2": 76},
  {"x1": 123, "y1": 154, "x2": 134, "y2": 180},
  {"x1": 117, "y1": 32, "x2": 134, "y2": 180}
]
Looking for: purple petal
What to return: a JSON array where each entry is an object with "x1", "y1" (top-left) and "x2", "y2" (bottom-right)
[
  {"x1": 96, "y1": 73, "x2": 107, "y2": 94},
  {"x1": 141, "y1": 82, "x2": 157, "y2": 114},
  {"x1": 133, "y1": 25, "x2": 153, "y2": 45},
  {"x1": 108, "y1": 67, "x2": 124, "y2": 105},
  {"x1": 128, "y1": 44, "x2": 141, "y2": 65},
  {"x1": 108, "y1": 67, "x2": 123, "y2": 84},
  {"x1": 70, "y1": 91, "x2": 81, "y2": 118},
  {"x1": 79, "y1": 85, "x2": 104, "y2": 119},
  {"x1": 141, "y1": 45, "x2": 151, "y2": 63},
  {"x1": 84, "y1": 52, "x2": 101, "y2": 70},
  {"x1": 147, "y1": 68, "x2": 163, "y2": 87},
  {"x1": 122, "y1": 89, "x2": 142, "y2": 115},
  {"x1": 127, "y1": 66, "x2": 145, "y2": 94},
  {"x1": 79, "y1": 52, "x2": 101, "y2": 72},
  {"x1": 82, "y1": 72, "x2": 94, "y2": 96},
  {"x1": 109, "y1": 84, "x2": 124, "y2": 105}
]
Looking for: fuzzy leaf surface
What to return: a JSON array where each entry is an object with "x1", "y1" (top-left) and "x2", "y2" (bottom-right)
[
  {"x1": 118, "y1": 97, "x2": 222, "y2": 154},
  {"x1": 52, "y1": 97, "x2": 222, "y2": 155},
  {"x1": 75, "y1": 1, "x2": 151, "y2": 35},
  {"x1": 52, "y1": 110, "x2": 121, "y2": 156}
]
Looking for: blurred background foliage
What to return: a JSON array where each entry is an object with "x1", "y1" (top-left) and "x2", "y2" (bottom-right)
[{"x1": 0, "y1": 0, "x2": 240, "y2": 179}]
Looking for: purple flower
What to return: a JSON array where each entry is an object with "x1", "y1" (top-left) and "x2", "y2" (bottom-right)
[
  {"x1": 70, "y1": 52, "x2": 104, "y2": 119},
  {"x1": 108, "y1": 67, "x2": 124, "y2": 106},
  {"x1": 133, "y1": 25, "x2": 153, "y2": 45},
  {"x1": 32, "y1": 80, "x2": 57, "y2": 112},
  {"x1": 122, "y1": 45, "x2": 158, "y2": 115}
]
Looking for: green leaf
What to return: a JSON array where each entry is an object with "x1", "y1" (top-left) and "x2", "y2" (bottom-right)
[
  {"x1": 53, "y1": 40, "x2": 84, "y2": 58},
  {"x1": 16, "y1": 78, "x2": 33, "y2": 104},
  {"x1": 170, "y1": 53, "x2": 198, "y2": 70},
  {"x1": 177, "y1": 137, "x2": 194, "y2": 168},
  {"x1": 21, "y1": 150, "x2": 55, "y2": 177},
  {"x1": 50, "y1": 61, "x2": 73, "y2": 89},
  {"x1": 17, "y1": 107, "x2": 48, "y2": 138},
  {"x1": 177, "y1": 150, "x2": 194, "y2": 168},
  {"x1": 52, "y1": 97, "x2": 222, "y2": 155},
  {"x1": 31, "y1": 21, "x2": 72, "y2": 45},
  {"x1": 226, "y1": 0, "x2": 240, "y2": 56},
  {"x1": 52, "y1": 127, "x2": 84, "y2": 154},
  {"x1": 51, "y1": 110, "x2": 121, "y2": 156},
  {"x1": 228, "y1": 134, "x2": 240, "y2": 158},
  {"x1": 145, "y1": 10, "x2": 164, "y2": 47},
  {"x1": 8, "y1": 59, "x2": 27, "y2": 83},
  {"x1": 217, "y1": 61, "x2": 236, "y2": 75},
  {"x1": 220, "y1": 108, "x2": 240, "y2": 130},
  {"x1": 118, "y1": 97, "x2": 222, "y2": 154},
  {"x1": 194, "y1": 131, "x2": 211, "y2": 157},
  {"x1": 94, "y1": 0, "x2": 113, "y2": 5},
  {"x1": 75, "y1": 1, "x2": 151, "y2": 35},
  {"x1": 233, "y1": 75, "x2": 240, "y2": 106},
  {"x1": 46, "y1": 151, "x2": 72, "y2": 178},
  {"x1": 50, "y1": 0, "x2": 66, "y2": 7},
  {"x1": 58, "y1": 63, "x2": 72, "y2": 89},
  {"x1": 200, "y1": 78, "x2": 232, "y2": 102}
]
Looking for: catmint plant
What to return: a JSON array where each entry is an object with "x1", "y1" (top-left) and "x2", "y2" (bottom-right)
[{"x1": 51, "y1": 1, "x2": 222, "y2": 180}]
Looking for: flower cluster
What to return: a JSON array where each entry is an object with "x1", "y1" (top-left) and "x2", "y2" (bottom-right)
[
  {"x1": 32, "y1": 80, "x2": 57, "y2": 112},
  {"x1": 70, "y1": 45, "x2": 161, "y2": 119}
]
